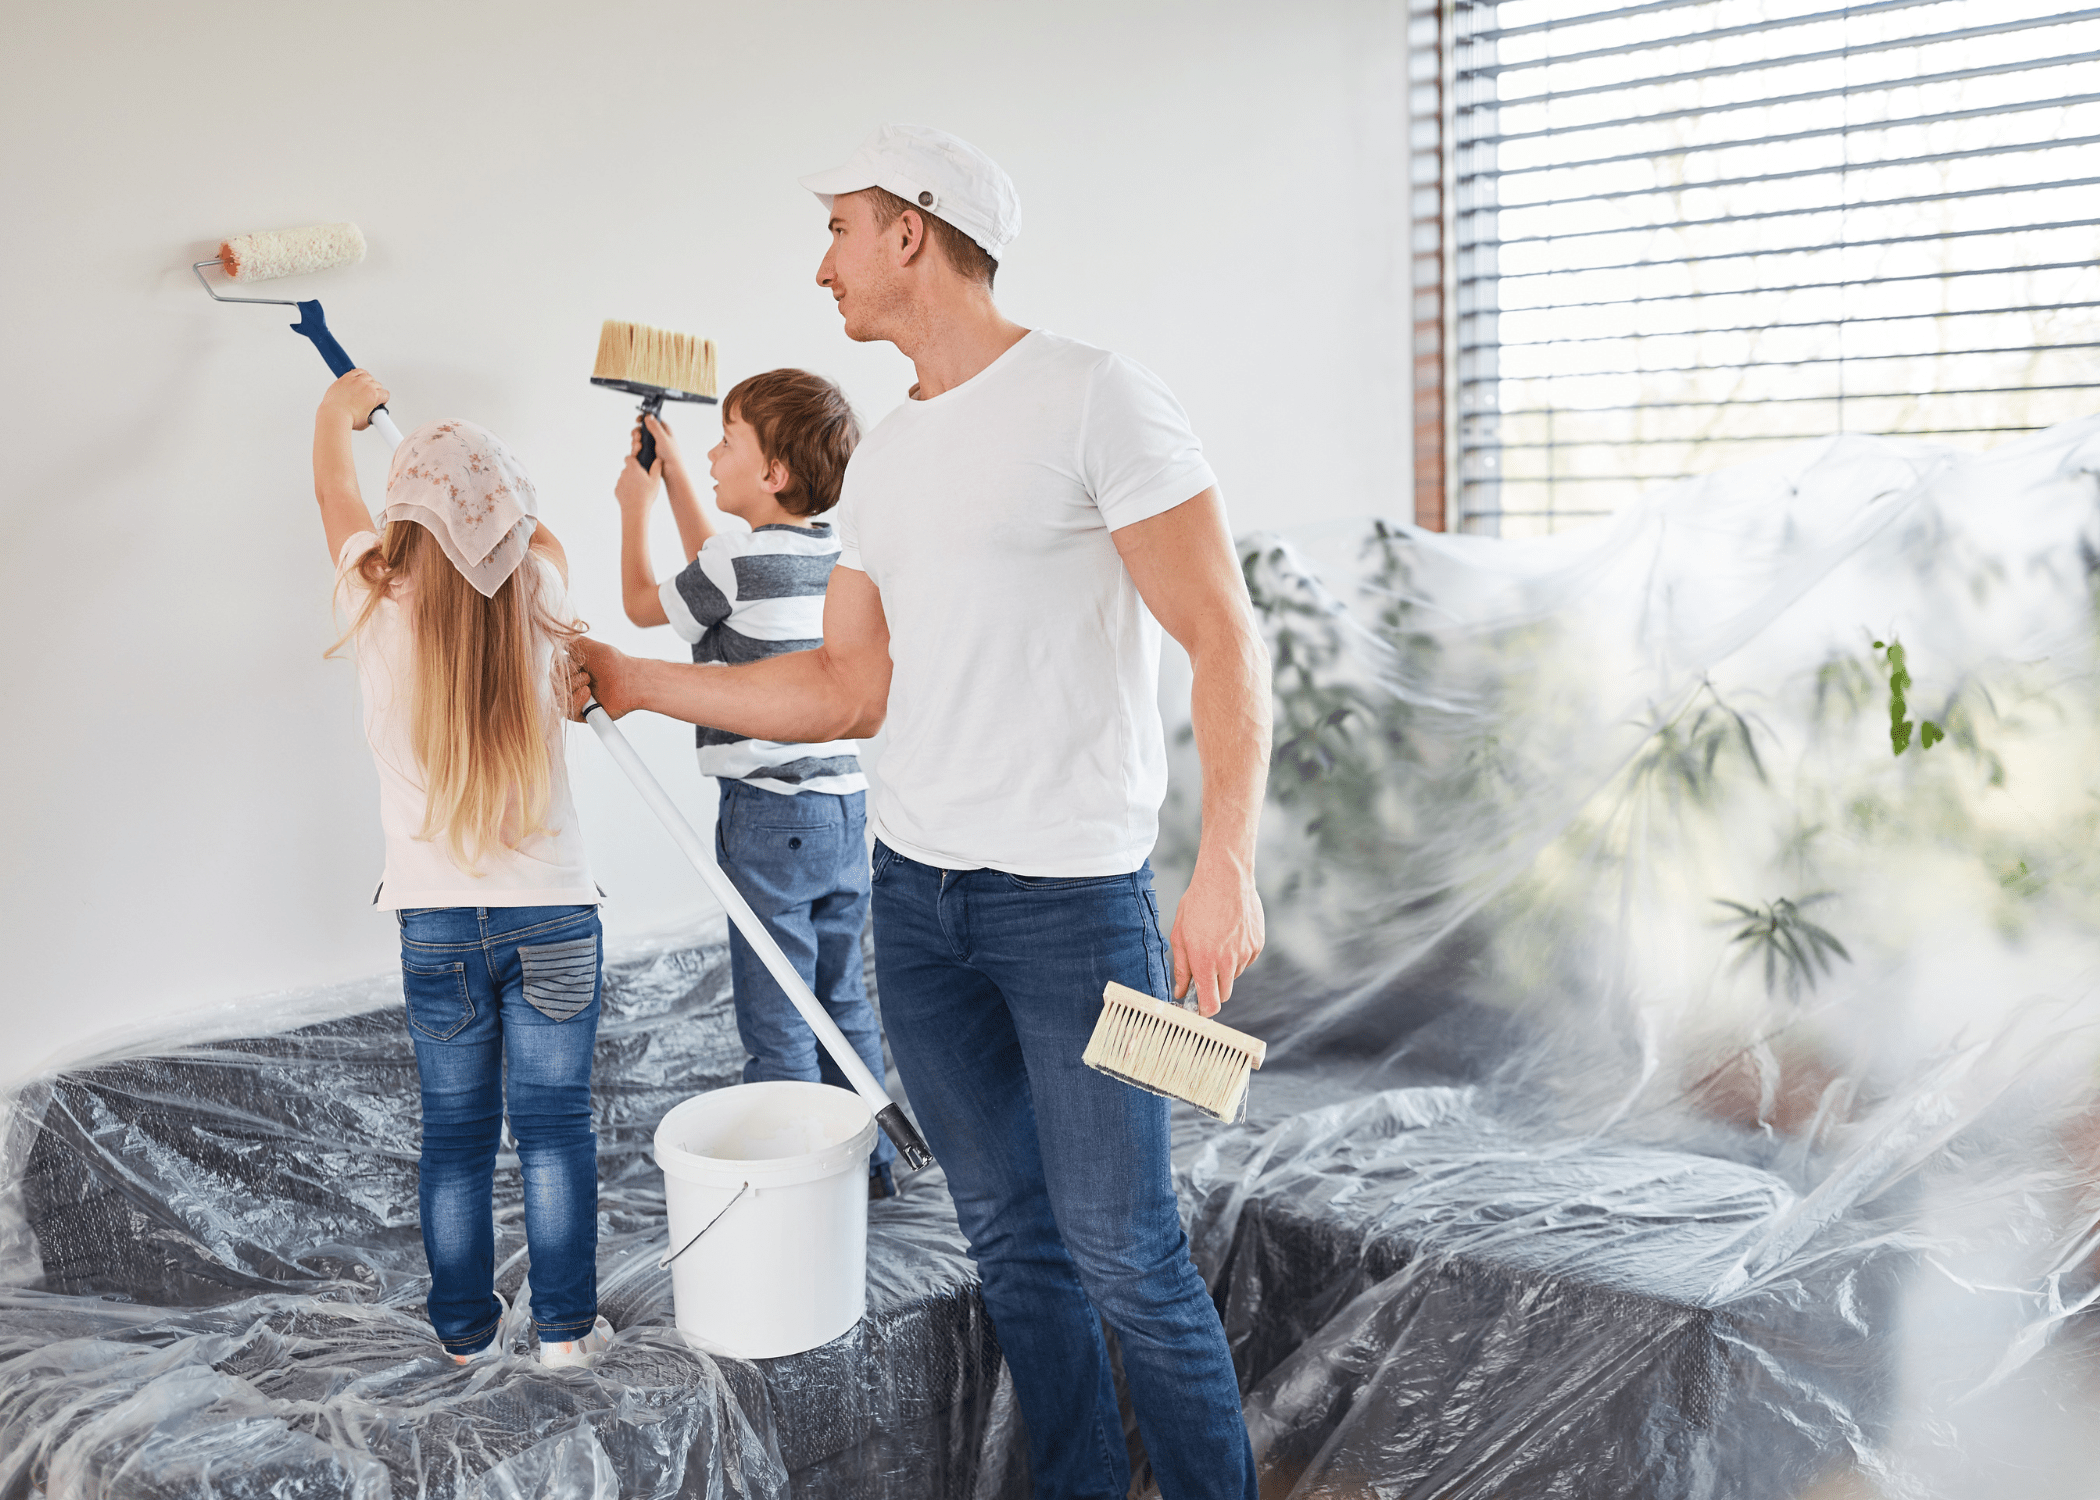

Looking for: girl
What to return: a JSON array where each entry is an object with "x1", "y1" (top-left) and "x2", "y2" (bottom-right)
[{"x1": 315, "y1": 369, "x2": 612, "y2": 1369}]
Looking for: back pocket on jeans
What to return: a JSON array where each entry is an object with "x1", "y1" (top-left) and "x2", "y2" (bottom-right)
[
  {"x1": 519, "y1": 936, "x2": 599, "y2": 1022},
  {"x1": 403, "y1": 961, "x2": 474, "y2": 1042}
]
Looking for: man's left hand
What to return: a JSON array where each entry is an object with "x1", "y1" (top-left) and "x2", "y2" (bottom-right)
[{"x1": 1169, "y1": 863, "x2": 1265, "y2": 1017}]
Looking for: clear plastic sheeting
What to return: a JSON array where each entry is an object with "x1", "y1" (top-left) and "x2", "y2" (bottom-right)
[
  {"x1": 0, "y1": 932, "x2": 1018, "y2": 1499},
  {"x1": 7, "y1": 418, "x2": 2100, "y2": 1498},
  {"x1": 1156, "y1": 417, "x2": 2100, "y2": 1498}
]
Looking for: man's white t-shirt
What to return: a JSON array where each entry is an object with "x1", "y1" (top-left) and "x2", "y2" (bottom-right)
[{"x1": 834, "y1": 329, "x2": 1217, "y2": 876}]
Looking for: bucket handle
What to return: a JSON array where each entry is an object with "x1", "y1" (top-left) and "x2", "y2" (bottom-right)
[{"x1": 658, "y1": 1181, "x2": 751, "y2": 1270}]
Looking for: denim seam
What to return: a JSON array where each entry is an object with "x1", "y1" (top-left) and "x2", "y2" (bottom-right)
[
  {"x1": 1138, "y1": 887, "x2": 1167, "y2": 997},
  {"x1": 400, "y1": 914, "x2": 595, "y2": 953},
  {"x1": 438, "y1": 1308, "x2": 503, "y2": 1353},
  {"x1": 477, "y1": 911, "x2": 598, "y2": 947},
  {"x1": 1092, "y1": 1415, "x2": 1123, "y2": 1495},
  {"x1": 536, "y1": 1314, "x2": 598, "y2": 1337},
  {"x1": 1001, "y1": 870, "x2": 1136, "y2": 892}
]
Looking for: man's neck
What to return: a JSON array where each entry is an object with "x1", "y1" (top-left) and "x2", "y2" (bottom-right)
[{"x1": 894, "y1": 293, "x2": 1030, "y2": 401}]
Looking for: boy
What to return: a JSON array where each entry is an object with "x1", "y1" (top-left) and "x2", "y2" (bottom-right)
[{"x1": 612, "y1": 369, "x2": 895, "y2": 1195}]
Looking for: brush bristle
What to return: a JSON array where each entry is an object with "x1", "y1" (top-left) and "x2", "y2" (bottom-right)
[
  {"x1": 220, "y1": 223, "x2": 365, "y2": 283},
  {"x1": 1082, "y1": 982, "x2": 1265, "y2": 1122},
  {"x1": 594, "y1": 319, "x2": 718, "y2": 398}
]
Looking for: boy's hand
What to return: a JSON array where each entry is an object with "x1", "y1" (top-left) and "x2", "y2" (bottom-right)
[
  {"x1": 642, "y1": 413, "x2": 685, "y2": 477},
  {"x1": 614, "y1": 415, "x2": 678, "y2": 512},
  {"x1": 319, "y1": 370, "x2": 389, "y2": 432}
]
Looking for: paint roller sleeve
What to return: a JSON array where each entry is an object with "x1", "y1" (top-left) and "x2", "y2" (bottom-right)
[{"x1": 220, "y1": 223, "x2": 366, "y2": 283}]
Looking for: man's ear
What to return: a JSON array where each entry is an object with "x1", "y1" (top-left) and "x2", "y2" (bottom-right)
[{"x1": 893, "y1": 207, "x2": 929, "y2": 267}]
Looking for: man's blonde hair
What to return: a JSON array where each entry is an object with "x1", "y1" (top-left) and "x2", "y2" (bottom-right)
[
  {"x1": 332, "y1": 523, "x2": 581, "y2": 872},
  {"x1": 861, "y1": 187, "x2": 999, "y2": 289}
]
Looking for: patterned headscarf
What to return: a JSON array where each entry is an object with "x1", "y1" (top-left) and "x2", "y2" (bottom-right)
[{"x1": 381, "y1": 420, "x2": 539, "y2": 597}]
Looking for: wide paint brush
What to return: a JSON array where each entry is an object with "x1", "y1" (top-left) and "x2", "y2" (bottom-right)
[
  {"x1": 590, "y1": 320, "x2": 718, "y2": 470},
  {"x1": 1083, "y1": 982, "x2": 1268, "y2": 1122}
]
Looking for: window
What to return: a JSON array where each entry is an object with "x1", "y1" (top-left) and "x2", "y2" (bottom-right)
[{"x1": 1411, "y1": 0, "x2": 2100, "y2": 536}]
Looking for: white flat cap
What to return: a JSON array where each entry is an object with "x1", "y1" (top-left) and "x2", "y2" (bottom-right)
[{"x1": 800, "y1": 124, "x2": 1022, "y2": 261}]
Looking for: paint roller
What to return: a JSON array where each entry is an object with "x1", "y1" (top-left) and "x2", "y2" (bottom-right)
[{"x1": 193, "y1": 222, "x2": 402, "y2": 446}]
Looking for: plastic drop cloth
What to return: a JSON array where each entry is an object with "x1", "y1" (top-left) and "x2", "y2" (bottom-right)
[
  {"x1": 6, "y1": 417, "x2": 2100, "y2": 1498},
  {"x1": 1151, "y1": 416, "x2": 2100, "y2": 1498},
  {"x1": 0, "y1": 931, "x2": 1021, "y2": 1499}
]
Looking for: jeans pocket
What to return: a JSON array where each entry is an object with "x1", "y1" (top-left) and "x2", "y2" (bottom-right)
[
  {"x1": 519, "y1": 935, "x2": 599, "y2": 1023},
  {"x1": 403, "y1": 960, "x2": 474, "y2": 1041},
  {"x1": 870, "y1": 841, "x2": 897, "y2": 884}
]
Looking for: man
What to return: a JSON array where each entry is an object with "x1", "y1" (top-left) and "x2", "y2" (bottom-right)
[{"x1": 578, "y1": 124, "x2": 1270, "y2": 1500}]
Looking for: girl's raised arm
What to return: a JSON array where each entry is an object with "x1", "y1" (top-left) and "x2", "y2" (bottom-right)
[{"x1": 314, "y1": 371, "x2": 386, "y2": 562}]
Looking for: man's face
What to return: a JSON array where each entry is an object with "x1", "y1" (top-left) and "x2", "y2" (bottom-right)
[{"x1": 816, "y1": 190, "x2": 907, "y2": 344}]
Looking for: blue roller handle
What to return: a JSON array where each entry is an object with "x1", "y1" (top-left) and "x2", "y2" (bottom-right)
[
  {"x1": 292, "y1": 300, "x2": 356, "y2": 376},
  {"x1": 291, "y1": 299, "x2": 403, "y2": 446}
]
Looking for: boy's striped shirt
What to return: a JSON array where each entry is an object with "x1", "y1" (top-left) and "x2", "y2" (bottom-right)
[{"x1": 659, "y1": 522, "x2": 866, "y2": 797}]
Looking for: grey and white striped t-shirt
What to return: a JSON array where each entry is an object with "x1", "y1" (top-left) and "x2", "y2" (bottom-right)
[{"x1": 658, "y1": 522, "x2": 866, "y2": 797}]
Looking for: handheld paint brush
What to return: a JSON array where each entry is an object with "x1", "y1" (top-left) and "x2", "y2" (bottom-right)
[
  {"x1": 591, "y1": 320, "x2": 719, "y2": 471},
  {"x1": 194, "y1": 222, "x2": 401, "y2": 446},
  {"x1": 1084, "y1": 982, "x2": 1268, "y2": 1122}
]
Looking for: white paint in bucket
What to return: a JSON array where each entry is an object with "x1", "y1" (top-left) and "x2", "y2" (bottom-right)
[{"x1": 653, "y1": 1081, "x2": 877, "y2": 1359}]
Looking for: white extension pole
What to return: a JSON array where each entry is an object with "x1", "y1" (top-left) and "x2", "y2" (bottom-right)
[
  {"x1": 369, "y1": 409, "x2": 404, "y2": 449},
  {"x1": 581, "y1": 705, "x2": 933, "y2": 1170}
]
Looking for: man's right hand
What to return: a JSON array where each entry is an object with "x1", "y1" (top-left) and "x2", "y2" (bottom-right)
[{"x1": 570, "y1": 637, "x2": 639, "y2": 721}]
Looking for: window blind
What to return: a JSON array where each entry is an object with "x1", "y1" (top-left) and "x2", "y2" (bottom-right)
[{"x1": 1448, "y1": 0, "x2": 2100, "y2": 535}]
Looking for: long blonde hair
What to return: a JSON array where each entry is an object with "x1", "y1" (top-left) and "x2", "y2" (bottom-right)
[{"x1": 332, "y1": 521, "x2": 581, "y2": 871}]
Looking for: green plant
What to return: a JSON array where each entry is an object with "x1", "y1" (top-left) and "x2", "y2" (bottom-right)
[
  {"x1": 1626, "y1": 682, "x2": 1768, "y2": 807},
  {"x1": 1715, "y1": 895, "x2": 1853, "y2": 1000},
  {"x1": 1872, "y1": 638, "x2": 1943, "y2": 755}
]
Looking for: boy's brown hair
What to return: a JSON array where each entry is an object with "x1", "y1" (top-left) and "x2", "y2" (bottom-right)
[{"x1": 722, "y1": 369, "x2": 861, "y2": 517}]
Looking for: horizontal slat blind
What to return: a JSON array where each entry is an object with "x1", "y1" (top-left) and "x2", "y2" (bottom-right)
[{"x1": 1452, "y1": 0, "x2": 2100, "y2": 535}]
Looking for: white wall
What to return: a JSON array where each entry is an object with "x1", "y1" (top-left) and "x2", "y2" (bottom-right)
[{"x1": 0, "y1": 0, "x2": 1408, "y2": 1088}]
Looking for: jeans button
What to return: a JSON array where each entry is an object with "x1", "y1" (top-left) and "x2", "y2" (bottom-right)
[{"x1": 788, "y1": 837, "x2": 802, "y2": 849}]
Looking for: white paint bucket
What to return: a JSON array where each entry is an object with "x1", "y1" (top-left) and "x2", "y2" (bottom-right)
[{"x1": 652, "y1": 1081, "x2": 877, "y2": 1359}]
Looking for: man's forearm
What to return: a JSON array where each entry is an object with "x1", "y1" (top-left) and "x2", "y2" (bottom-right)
[
  {"x1": 628, "y1": 647, "x2": 880, "y2": 742},
  {"x1": 1187, "y1": 624, "x2": 1272, "y2": 878}
]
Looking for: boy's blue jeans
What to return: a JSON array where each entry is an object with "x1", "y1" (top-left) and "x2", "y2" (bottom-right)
[
  {"x1": 397, "y1": 904, "x2": 602, "y2": 1355},
  {"x1": 716, "y1": 780, "x2": 894, "y2": 1172},
  {"x1": 869, "y1": 843, "x2": 1257, "y2": 1500}
]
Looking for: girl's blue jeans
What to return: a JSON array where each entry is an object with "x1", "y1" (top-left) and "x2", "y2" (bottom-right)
[
  {"x1": 869, "y1": 843, "x2": 1258, "y2": 1500},
  {"x1": 397, "y1": 904, "x2": 602, "y2": 1354}
]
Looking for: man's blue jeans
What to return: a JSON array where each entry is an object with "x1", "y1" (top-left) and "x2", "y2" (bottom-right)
[
  {"x1": 398, "y1": 904, "x2": 602, "y2": 1355},
  {"x1": 716, "y1": 779, "x2": 894, "y2": 1173},
  {"x1": 870, "y1": 843, "x2": 1256, "y2": 1500}
]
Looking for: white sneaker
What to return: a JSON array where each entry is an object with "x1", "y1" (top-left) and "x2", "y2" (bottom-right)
[{"x1": 539, "y1": 1315, "x2": 614, "y2": 1369}]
